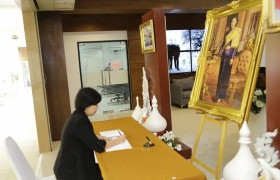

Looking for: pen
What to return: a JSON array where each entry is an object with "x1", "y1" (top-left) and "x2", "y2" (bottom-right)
[
  {"x1": 118, "y1": 129, "x2": 122, "y2": 136},
  {"x1": 146, "y1": 136, "x2": 151, "y2": 142}
]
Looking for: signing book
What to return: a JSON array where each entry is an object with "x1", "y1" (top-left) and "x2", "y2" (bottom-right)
[{"x1": 99, "y1": 129, "x2": 132, "y2": 152}]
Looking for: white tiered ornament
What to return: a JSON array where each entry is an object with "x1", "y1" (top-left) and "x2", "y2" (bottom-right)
[
  {"x1": 143, "y1": 95, "x2": 167, "y2": 133},
  {"x1": 142, "y1": 67, "x2": 151, "y2": 116},
  {"x1": 131, "y1": 96, "x2": 143, "y2": 123},
  {"x1": 223, "y1": 121, "x2": 261, "y2": 180}
]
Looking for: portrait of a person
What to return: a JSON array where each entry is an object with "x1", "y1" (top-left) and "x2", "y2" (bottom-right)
[{"x1": 216, "y1": 14, "x2": 242, "y2": 103}]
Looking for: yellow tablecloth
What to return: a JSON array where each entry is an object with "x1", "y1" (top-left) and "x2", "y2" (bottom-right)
[{"x1": 92, "y1": 117, "x2": 206, "y2": 180}]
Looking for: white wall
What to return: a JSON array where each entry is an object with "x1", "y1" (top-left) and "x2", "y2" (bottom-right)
[{"x1": 63, "y1": 31, "x2": 128, "y2": 112}]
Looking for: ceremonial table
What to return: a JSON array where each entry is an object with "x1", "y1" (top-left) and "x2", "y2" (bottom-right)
[{"x1": 92, "y1": 117, "x2": 206, "y2": 180}]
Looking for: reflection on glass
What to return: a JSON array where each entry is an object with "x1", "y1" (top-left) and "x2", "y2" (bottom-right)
[
  {"x1": 166, "y1": 29, "x2": 204, "y2": 74},
  {"x1": 191, "y1": 51, "x2": 200, "y2": 71},
  {"x1": 168, "y1": 52, "x2": 191, "y2": 74},
  {"x1": 166, "y1": 30, "x2": 190, "y2": 50},
  {"x1": 78, "y1": 41, "x2": 131, "y2": 115},
  {"x1": 190, "y1": 30, "x2": 205, "y2": 50}
]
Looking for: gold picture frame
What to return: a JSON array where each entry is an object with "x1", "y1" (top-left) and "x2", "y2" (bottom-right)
[
  {"x1": 188, "y1": 0, "x2": 265, "y2": 124},
  {"x1": 263, "y1": 0, "x2": 280, "y2": 33},
  {"x1": 139, "y1": 19, "x2": 156, "y2": 53}
]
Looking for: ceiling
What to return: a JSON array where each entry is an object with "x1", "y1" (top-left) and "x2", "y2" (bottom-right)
[
  {"x1": 0, "y1": 0, "x2": 232, "y2": 47},
  {"x1": 31, "y1": 0, "x2": 232, "y2": 14}
]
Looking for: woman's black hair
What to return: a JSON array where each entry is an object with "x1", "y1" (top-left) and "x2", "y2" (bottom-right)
[
  {"x1": 75, "y1": 87, "x2": 102, "y2": 111},
  {"x1": 228, "y1": 14, "x2": 239, "y2": 24}
]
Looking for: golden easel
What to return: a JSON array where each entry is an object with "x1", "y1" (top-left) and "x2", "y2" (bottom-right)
[{"x1": 190, "y1": 111, "x2": 228, "y2": 180}]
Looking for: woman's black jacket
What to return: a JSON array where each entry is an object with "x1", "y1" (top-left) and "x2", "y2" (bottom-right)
[{"x1": 54, "y1": 110, "x2": 106, "y2": 180}]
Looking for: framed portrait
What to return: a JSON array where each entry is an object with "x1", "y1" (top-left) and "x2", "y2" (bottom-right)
[
  {"x1": 188, "y1": 0, "x2": 265, "y2": 124},
  {"x1": 139, "y1": 19, "x2": 156, "y2": 53},
  {"x1": 263, "y1": 0, "x2": 280, "y2": 33}
]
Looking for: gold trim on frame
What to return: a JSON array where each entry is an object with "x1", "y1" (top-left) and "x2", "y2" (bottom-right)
[
  {"x1": 188, "y1": 0, "x2": 265, "y2": 124},
  {"x1": 139, "y1": 19, "x2": 156, "y2": 53},
  {"x1": 263, "y1": 0, "x2": 280, "y2": 33}
]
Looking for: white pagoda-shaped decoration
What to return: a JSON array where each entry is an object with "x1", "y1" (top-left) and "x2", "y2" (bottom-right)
[
  {"x1": 223, "y1": 121, "x2": 261, "y2": 180},
  {"x1": 131, "y1": 96, "x2": 142, "y2": 123},
  {"x1": 143, "y1": 95, "x2": 167, "y2": 133}
]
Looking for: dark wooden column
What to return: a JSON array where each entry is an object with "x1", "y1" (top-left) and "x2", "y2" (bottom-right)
[
  {"x1": 127, "y1": 30, "x2": 145, "y2": 107},
  {"x1": 37, "y1": 12, "x2": 71, "y2": 141},
  {"x1": 266, "y1": 33, "x2": 280, "y2": 168},
  {"x1": 142, "y1": 9, "x2": 172, "y2": 131}
]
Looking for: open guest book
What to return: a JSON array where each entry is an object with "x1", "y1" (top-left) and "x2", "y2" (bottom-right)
[{"x1": 99, "y1": 129, "x2": 132, "y2": 152}]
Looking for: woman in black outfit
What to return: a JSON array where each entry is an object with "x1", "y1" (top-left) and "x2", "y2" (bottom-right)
[{"x1": 54, "y1": 88, "x2": 126, "y2": 180}]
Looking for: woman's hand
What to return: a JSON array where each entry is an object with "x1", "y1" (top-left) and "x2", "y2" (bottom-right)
[
  {"x1": 104, "y1": 134, "x2": 127, "y2": 149},
  {"x1": 97, "y1": 135, "x2": 111, "y2": 141}
]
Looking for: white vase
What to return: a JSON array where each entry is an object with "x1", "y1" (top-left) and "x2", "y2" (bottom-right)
[{"x1": 143, "y1": 95, "x2": 167, "y2": 133}]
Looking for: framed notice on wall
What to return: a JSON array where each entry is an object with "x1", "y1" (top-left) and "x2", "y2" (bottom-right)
[{"x1": 139, "y1": 19, "x2": 156, "y2": 53}]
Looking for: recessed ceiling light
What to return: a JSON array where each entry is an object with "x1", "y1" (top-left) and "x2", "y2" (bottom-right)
[{"x1": 12, "y1": 34, "x2": 18, "y2": 40}]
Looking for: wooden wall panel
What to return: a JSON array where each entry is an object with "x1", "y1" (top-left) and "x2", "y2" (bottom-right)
[
  {"x1": 62, "y1": 14, "x2": 142, "y2": 32},
  {"x1": 266, "y1": 33, "x2": 280, "y2": 168},
  {"x1": 127, "y1": 30, "x2": 145, "y2": 107},
  {"x1": 142, "y1": 9, "x2": 172, "y2": 131},
  {"x1": 37, "y1": 12, "x2": 71, "y2": 141}
]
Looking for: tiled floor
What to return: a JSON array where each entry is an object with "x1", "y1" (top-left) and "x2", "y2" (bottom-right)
[{"x1": 1, "y1": 94, "x2": 266, "y2": 180}]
